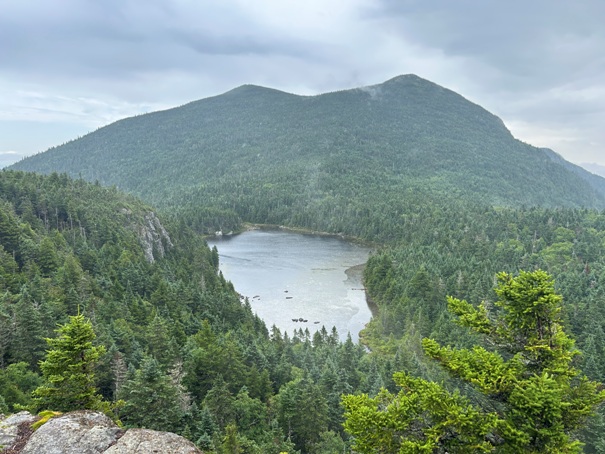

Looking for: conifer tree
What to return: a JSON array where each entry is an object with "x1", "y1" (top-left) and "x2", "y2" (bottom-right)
[
  {"x1": 118, "y1": 355, "x2": 184, "y2": 433},
  {"x1": 10, "y1": 288, "x2": 45, "y2": 369},
  {"x1": 0, "y1": 205, "x2": 20, "y2": 258},
  {"x1": 343, "y1": 270, "x2": 605, "y2": 453},
  {"x1": 33, "y1": 313, "x2": 106, "y2": 412}
]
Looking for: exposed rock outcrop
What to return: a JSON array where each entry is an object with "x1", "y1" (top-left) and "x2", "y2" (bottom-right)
[
  {"x1": 0, "y1": 411, "x2": 201, "y2": 454},
  {"x1": 118, "y1": 208, "x2": 173, "y2": 263},
  {"x1": 0, "y1": 412, "x2": 37, "y2": 451},
  {"x1": 20, "y1": 411, "x2": 121, "y2": 454},
  {"x1": 104, "y1": 429, "x2": 200, "y2": 454},
  {"x1": 137, "y1": 212, "x2": 173, "y2": 263}
]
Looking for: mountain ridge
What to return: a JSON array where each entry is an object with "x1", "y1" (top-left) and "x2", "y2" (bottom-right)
[
  {"x1": 581, "y1": 162, "x2": 605, "y2": 178},
  {"x1": 11, "y1": 74, "x2": 605, "y2": 236}
]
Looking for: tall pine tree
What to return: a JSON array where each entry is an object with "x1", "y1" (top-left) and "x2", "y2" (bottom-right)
[
  {"x1": 343, "y1": 270, "x2": 605, "y2": 453},
  {"x1": 33, "y1": 314, "x2": 107, "y2": 412}
]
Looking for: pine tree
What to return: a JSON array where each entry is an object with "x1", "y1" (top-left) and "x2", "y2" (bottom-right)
[
  {"x1": 343, "y1": 270, "x2": 605, "y2": 453},
  {"x1": 33, "y1": 314, "x2": 107, "y2": 412},
  {"x1": 0, "y1": 205, "x2": 20, "y2": 258},
  {"x1": 118, "y1": 355, "x2": 184, "y2": 433}
]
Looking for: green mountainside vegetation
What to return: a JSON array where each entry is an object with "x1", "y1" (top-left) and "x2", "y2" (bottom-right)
[
  {"x1": 11, "y1": 75, "x2": 605, "y2": 238},
  {"x1": 4, "y1": 75, "x2": 605, "y2": 452},
  {"x1": 0, "y1": 170, "x2": 379, "y2": 453}
]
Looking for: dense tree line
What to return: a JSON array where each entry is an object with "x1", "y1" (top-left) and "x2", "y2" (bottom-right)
[
  {"x1": 0, "y1": 171, "x2": 389, "y2": 453},
  {"x1": 345, "y1": 271, "x2": 605, "y2": 452},
  {"x1": 13, "y1": 75, "x2": 605, "y2": 239},
  {"x1": 2, "y1": 169, "x2": 605, "y2": 452},
  {"x1": 361, "y1": 204, "x2": 605, "y2": 452}
]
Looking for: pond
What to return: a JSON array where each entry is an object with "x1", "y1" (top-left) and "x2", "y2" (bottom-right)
[{"x1": 207, "y1": 229, "x2": 373, "y2": 342}]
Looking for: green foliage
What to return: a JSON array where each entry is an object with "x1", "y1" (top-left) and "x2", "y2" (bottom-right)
[
  {"x1": 31, "y1": 410, "x2": 62, "y2": 431},
  {"x1": 4, "y1": 155, "x2": 605, "y2": 452},
  {"x1": 344, "y1": 271, "x2": 605, "y2": 453},
  {"x1": 32, "y1": 314, "x2": 107, "y2": 412},
  {"x1": 310, "y1": 430, "x2": 347, "y2": 454},
  {"x1": 118, "y1": 356, "x2": 184, "y2": 433},
  {"x1": 343, "y1": 372, "x2": 496, "y2": 453},
  {"x1": 0, "y1": 170, "x2": 374, "y2": 452},
  {"x1": 0, "y1": 362, "x2": 41, "y2": 412},
  {"x1": 11, "y1": 76, "x2": 605, "y2": 240},
  {"x1": 221, "y1": 423, "x2": 242, "y2": 454},
  {"x1": 274, "y1": 376, "x2": 330, "y2": 452}
]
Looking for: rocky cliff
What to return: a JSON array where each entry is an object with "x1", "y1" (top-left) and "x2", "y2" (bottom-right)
[{"x1": 0, "y1": 411, "x2": 201, "y2": 454}]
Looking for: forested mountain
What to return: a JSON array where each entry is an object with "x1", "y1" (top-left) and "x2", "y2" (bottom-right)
[
  {"x1": 5, "y1": 75, "x2": 605, "y2": 451},
  {"x1": 0, "y1": 170, "x2": 384, "y2": 453},
  {"x1": 582, "y1": 162, "x2": 605, "y2": 179},
  {"x1": 11, "y1": 75, "x2": 605, "y2": 239}
]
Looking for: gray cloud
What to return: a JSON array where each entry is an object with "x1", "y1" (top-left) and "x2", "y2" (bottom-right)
[
  {"x1": 364, "y1": 0, "x2": 605, "y2": 164},
  {"x1": 0, "y1": 0, "x2": 327, "y2": 82},
  {"x1": 1, "y1": 0, "x2": 604, "y2": 165}
]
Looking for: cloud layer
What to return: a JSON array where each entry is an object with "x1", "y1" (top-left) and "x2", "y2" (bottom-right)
[{"x1": 1, "y1": 0, "x2": 604, "y2": 166}]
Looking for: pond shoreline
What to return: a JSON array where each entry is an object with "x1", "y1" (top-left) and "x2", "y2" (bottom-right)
[
  {"x1": 213, "y1": 222, "x2": 378, "y2": 249},
  {"x1": 207, "y1": 229, "x2": 373, "y2": 342}
]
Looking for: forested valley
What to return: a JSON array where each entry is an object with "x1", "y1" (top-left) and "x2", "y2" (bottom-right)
[
  {"x1": 2, "y1": 170, "x2": 605, "y2": 452},
  {"x1": 0, "y1": 171, "x2": 384, "y2": 453},
  {"x1": 4, "y1": 75, "x2": 605, "y2": 452}
]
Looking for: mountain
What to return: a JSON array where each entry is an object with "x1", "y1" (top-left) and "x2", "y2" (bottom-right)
[
  {"x1": 11, "y1": 75, "x2": 605, "y2": 237},
  {"x1": 581, "y1": 162, "x2": 605, "y2": 178},
  {"x1": 542, "y1": 149, "x2": 605, "y2": 196}
]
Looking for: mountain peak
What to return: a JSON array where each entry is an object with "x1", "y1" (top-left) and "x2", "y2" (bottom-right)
[
  {"x1": 11, "y1": 75, "x2": 605, "y2": 210},
  {"x1": 224, "y1": 84, "x2": 293, "y2": 97},
  {"x1": 383, "y1": 73, "x2": 425, "y2": 83}
]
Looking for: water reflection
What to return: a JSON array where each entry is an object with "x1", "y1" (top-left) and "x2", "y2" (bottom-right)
[{"x1": 207, "y1": 229, "x2": 372, "y2": 342}]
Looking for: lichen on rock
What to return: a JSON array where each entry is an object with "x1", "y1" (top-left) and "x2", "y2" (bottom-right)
[
  {"x1": 0, "y1": 411, "x2": 202, "y2": 454},
  {"x1": 0, "y1": 412, "x2": 38, "y2": 451}
]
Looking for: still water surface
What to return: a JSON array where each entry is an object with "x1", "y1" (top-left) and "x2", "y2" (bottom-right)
[{"x1": 207, "y1": 229, "x2": 372, "y2": 342}]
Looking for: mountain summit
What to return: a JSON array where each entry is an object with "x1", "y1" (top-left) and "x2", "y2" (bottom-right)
[{"x1": 11, "y1": 75, "x2": 605, "y2": 231}]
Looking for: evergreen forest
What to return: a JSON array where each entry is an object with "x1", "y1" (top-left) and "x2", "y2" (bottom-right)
[{"x1": 4, "y1": 75, "x2": 605, "y2": 452}]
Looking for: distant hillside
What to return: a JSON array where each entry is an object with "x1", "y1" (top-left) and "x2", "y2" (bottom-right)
[
  {"x1": 12, "y1": 75, "x2": 605, "y2": 237},
  {"x1": 581, "y1": 162, "x2": 605, "y2": 178}
]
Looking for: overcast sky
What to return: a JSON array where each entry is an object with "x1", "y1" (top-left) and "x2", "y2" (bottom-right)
[{"x1": 2, "y1": 0, "x2": 604, "y2": 169}]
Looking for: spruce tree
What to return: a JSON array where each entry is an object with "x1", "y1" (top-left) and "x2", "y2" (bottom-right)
[
  {"x1": 118, "y1": 355, "x2": 184, "y2": 433},
  {"x1": 33, "y1": 314, "x2": 106, "y2": 412},
  {"x1": 343, "y1": 270, "x2": 605, "y2": 453}
]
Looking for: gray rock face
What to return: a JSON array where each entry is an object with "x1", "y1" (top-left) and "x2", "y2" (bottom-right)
[
  {"x1": 104, "y1": 428, "x2": 201, "y2": 453},
  {"x1": 137, "y1": 212, "x2": 173, "y2": 263},
  {"x1": 0, "y1": 411, "x2": 37, "y2": 450},
  {"x1": 20, "y1": 411, "x2": 122, "y2": 454},
  {"x1": 1, "y1": 410, "x2": 202, "y2": 454}
]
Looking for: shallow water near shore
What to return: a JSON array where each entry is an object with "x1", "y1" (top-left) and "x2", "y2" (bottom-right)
[{"x1": 207, "y1": 229, "x2": 372, "y2": 342}]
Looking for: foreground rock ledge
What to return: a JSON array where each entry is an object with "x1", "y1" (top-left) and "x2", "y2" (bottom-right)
[
  {"x1": 0, "y1": 412, "x2": 38, "y2": 450},
  {"x1": 0, "y1": 411, "x2": 201, "y2": 454}
]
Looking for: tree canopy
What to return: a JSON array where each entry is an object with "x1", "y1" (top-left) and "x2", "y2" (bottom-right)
[
  {"x1": 33, "y1": 314, "x2": 107, "y2": 412},
  {"x1": 3, "y1": 169, "x2": 605, "y2": 451},
  {"x1": 343, "y1": 270, "x2": 605, "y2": 453}
]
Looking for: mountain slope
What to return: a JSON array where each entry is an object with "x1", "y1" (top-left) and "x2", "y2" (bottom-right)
[
  {"x1": 12, "y1": 75, "x2": 605, "y2": 235},
  {"x1": 581, "y1": 162, "x2": 605, "y2": 178}
]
